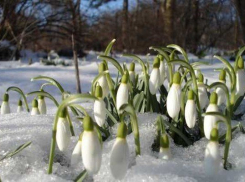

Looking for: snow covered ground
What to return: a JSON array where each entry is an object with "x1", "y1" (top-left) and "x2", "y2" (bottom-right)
[{"x1": 0, "y1": 51, "x2": 245, "y2": 181}]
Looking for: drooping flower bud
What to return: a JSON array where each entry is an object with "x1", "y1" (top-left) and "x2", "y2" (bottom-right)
[
  {"x1": 98, "y1": 62, "x2": 109, "y2": 98},
  {"x1": 197, "y1": 73, "x2": 209, "y2": 109},
  {"x1": 56, "y1": 110, "x2": 71, "y2": 151},
  {"x1": 1, "y1": 93, "x2": 11, "y2": 114},
  {"x1": 159, "y1": 133, "x2": 171, "y2": 160},
  {"x1": 17, "y1": 99, "x2": 23, "y2": 113},
  {"x1": 204, "y1": 92, "x2": 219, "y2": 139},
  {"x1": 94, "y1": 85, "x2": 106, "y2": 127},
  {"x1": 38, "y1": 95, "x2": 47, "y2": 114},
  {"x1": 149, "y1": 57, "x2": 160, "y2": 95},
  {"x1": 185, "y1": 90, "x2": 197, "y2": 128},
  {"x1": 158, "y1": 54, "x2": 165, "y2": 86},
  {"x1": 129, "y1": 62, "x2": 136, "y2": 84},
  {"x1": 236, "y1": 56, "x2": 245, "y2": 96},
  {"x1": 216, "y1": 70, "x2": 226, "y2": 106},
  {"x1": 167, "y1": 72, "x2": 181, "y2": 119},
  {"x1": 204, "y1": 128, "x2": 221, "y2": 176},
  {"x1": 116, "y1": 74, "x2": 129, "y2": 111},
  {"x1": 31, "y1": 99, "x2": 40, "y2": 115},
  {"x1": 82, "y1": 116, "x2": 102, "y2": 175},
  {"x1": 110, "y1": 122, "x2": 129, "y2": 179}
]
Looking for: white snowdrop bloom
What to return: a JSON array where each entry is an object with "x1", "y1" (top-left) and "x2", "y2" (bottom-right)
[
  {"x1": 56, "y1": 110, "x2": 71, "y2": 152},
  {"x1": 216, "y1": 70, "x2": 227, "y2": 106},
  {"x1": 185, "y1": 90, "x2": 197, "y2": 128},
  {"x1": 204, "y1": 92, "x2": 219, "y2": 140},
  {"x1": 129, "y1": 62, "x2": 136, "y2": 84},
  {"x1": 94, "y1": 85, "x2": 106, "y2": 127},
  {"x1": 116, "y1": 74, "x2": 129, "y2": 111},
  {"x1": 158, "y1": 55, "x2": 165, "y2": 86},
  {"x1": 204, "y1": 128, "x2": 221, "y2": 176},
  {"x1": 110, "y1": 122, "x2": 129, "y2": 180},
  {"x1": 82, "y1": 116, "x2": 102, "y2": 175},
  {"x1": 149, "y1": 57, "x2": 160, "y2": 95},
  {"x1": 236, "y1": 57, "x2": 245, "y2": 96},
  {"x1": 71, "y1": 134, "x2": 83, "y2": 166},
  {"x1": 159, "y1": 134, "x2": 171, "y2": 160},
  {"x1": 1, "y1": 93, "x2": 11, "y2": 114},
  {"x1": 17, "y1": 99, "x2": 23, "y2": 113},
  {"x1": 98, "y1": 62, "x2": 109, "y2": 98},
  {"x1": 197, "y1": 73, "x2": 209, "y2": 109},
  {"x1": 167, "y1": 72, "x2": 181, "y2": 119},
  {"x1": 38, "y1": 96, "x2": 47, "y2": 114},
  {"x1": 31, "y1": 99, "x2": 40, "y2": 115}
]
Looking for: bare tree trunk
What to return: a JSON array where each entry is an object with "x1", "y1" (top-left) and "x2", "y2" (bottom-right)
[
  {"x1": 233, "y1": 0, "x2": 245, "y2": 44},
  {"x1": 122, "y1": 0, "x2": 128, "y2": 50},
  {"x1": 72, "y1": 34, "x2": 81, "y2": 93},
  {"x1": 193, "y1": 0, "x2": 199, "y2": 54}
]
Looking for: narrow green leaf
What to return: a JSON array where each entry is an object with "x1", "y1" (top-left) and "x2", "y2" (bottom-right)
[
  {"x1": 167, "y1": 44, "x2": 189, "y2": 62},
  {"x1": 74, "y1": 170, "x2": 88, "y2": 182},
  {"x1": 133, "y1": 91, "x2": 144, "y2": 112},
  {"x1": 6, "y1": 86, "x2": 30, "y2": 112},
  {"x1": 105, "y1": 108, "x2": 118, "y2": 124},
  {"x1": 97, "y1": 55, "x2": 124, "y2": 75},
  {"x1": 90, "y1": 70, "x2": 109, "y2": 95},
  {"x1": 104, "y1": 39, "x2": 116, "y2": 56},
  {"x1": 27, "y1": 90, "x2": 59, "y2": 107}
]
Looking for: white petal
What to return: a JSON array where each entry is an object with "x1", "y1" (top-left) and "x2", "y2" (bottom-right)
[
  {"x1": 38, "y1": 99, "x2": 47, "y2": 114},
  {"x1": 198, "y1": 83, "x2": 209, "y2": 109},
  {"x1": 94, "y1": 99, "x2": 106, "y2": 127},
  {"x1": 71, "y1": 141, "x2": 82, "y2": 166},
  {"x1": 159, "y1": 61, "x2": 165, "y2": 86},
  {"x1": 17, "y1": 106, "x2": 23, "y2": 113},
  {"x1": 56, "y1": 117, "x2": 71, "y2": 152},
  {"x1": 236, "y1": 69, "x2": 245, "y2": 96},
  {"x1": 1, "y1": 101, "x2": 11, "y2": 114},
  {"x1": 167, "y1": 84, "x2": 181, "y2": 119},
  {"x1": 31, "y1": 107, "x2": 40, "y2": 115},
  {"x1": 98, "y1": 76, "x2": 109, "y2": 98},
  {"x1": 204, "y1": 104, "x2": 219, "y2": 139},
  {"x1": 110, "y1": 138, "x2": 129, "y2": 180},
  {"x1": 159, "y1": 147, "x2": 172, "y2": 160},
  {"x1": 116, "y1": 84, "x2": 128, "y2": 111},
  {"x1": 149, "y1": 68, "x2": 160, "y2": 95},
  {"x1": 82, "y1": 131, "x2": 102, "y2": 175},
  {"x1": 185, "y1": 100, "x2": 197, "y2": 128},
  {"x1": 204, "y1": 141, "x2": 221, "y2": 176},
  {"x1": 216, "y1": 87, "x2": 226, "y2": 106},
  {"x1": 129, "y1": 71, "x2": 135, "y2": 84}
]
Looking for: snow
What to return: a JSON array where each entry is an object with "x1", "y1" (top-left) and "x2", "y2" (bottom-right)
[{"x1": 0, "y1": 51, "x2": 245, "y2": 181}]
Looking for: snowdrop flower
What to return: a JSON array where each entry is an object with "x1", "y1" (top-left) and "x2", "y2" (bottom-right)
[
  {"x1": 194, "y1": 69, "x2": 201, "y2": 77},
  {"x1": 197, "y1": 73, "x2": 209, "y2": 109},
  {"x1": 31, "y1": 99, "x2": 40, "y2": 115},
  {"x1": 1, "y1": 93, "x2": 11, "y2": 114},
  {"x1": 129, "y1": 62, "x2": 136, "y2": 85},
  {"x1": 56, "y1": 110, "x2": 71, "y2": 152},
  {"x1": 17, "y1": 99, "x2": 23, "y2": 113},
  {"x1": 149, "y1": 57, "x2": 160, "y2": 95},
  {"x1": 236, "y1": 56, "x2": 245, "y2": 96},
  {"x1": 38, "y1": 95, "x2": 47, "y2": 114},
  {"x1": 116, "y1": 74, "x2": 129, "y2": 111},
  {"x1": 204, "y1": 128, "x2": 221, "y2": 176},
  {"x1": 94, "y1": 85, "x2": 106, "y2": 127},
  {"x1": 167, "y1": 72, "x2": 181, "y2": 119},
  {"x1": 82, "y1": 116, "x2": 102, "y2": 175},
  {"x1": 159, "y1": 133, "x2": 171, "y2": 160},
  {"x1": 71, "y1": 133, "x2": 83, "y2": 166},
  {"x1": 204, "y1": 92, "x2": 219, "y2": 140},
  {"x1": 110, "y1": 122, "x2": 129, "y2": 180},
  {"x1": 158, "y1": 54, "x2": 165, "y2": 86},
  {"x1": 185, "y1": 90, "x2": 197, "y2": 128},
  {"x1": 98, "y1": 62, "x2": 109, "y2": 98},
  {"x1": 216, "y1": 70, "x2": 226, "y2": 106}
]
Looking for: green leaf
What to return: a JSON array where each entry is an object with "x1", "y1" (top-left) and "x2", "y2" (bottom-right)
[
  {"x1": 6, "y1": 86, "x2": 30, "y2": 112},
  {"x1": 233, "y1": 95, "x2": 244, "y2": 112},
  {"x1": 235, "y1": 46, "x2": 245, "y2": 69},
  {"x1": 74, "y1": 170, "x2": 88, "y2": 182},
  {"x1": 27, "y1": 90, "x2": 59, "y2": 107},
  {"x1": 133, "y1": 91, "x2": 144, "y2": 112},
  {"x1": 191, "y1": 61, "x2": 209, "y2": 68},
  {"x1": 31, "y1": 76, "x2": 65, "y2": 93},
  {"x1": 105, "y1": 108, "x2": 118, "y2": 124},
  {"x1": 167, "y1": 44, "x2": 189, "y2": 62},
  {"x1": 0, "y1": 141, "x2": 32, "y2": 161},
  {"x1": 97, "y1": 55, "x2": 124, "y2": 75},
  {"x1": 104, "y1": 39, "x2": 116, "y2": 56}
]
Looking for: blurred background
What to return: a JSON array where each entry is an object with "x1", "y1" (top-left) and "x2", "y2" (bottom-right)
[{"x1": 0, "y1": 0, "x2": 245, "y2": 60}]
